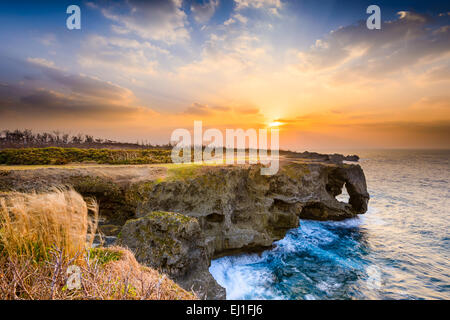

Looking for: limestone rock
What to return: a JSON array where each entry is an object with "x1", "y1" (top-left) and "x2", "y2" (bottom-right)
[
  {"x1": 136, "y1": 162, "x2": 369, "y2": 257},
  {"x1": 118, "y1": 211, "x2": 225, "y2": 300}
]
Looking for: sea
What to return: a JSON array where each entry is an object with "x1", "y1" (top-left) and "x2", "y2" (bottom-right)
[{"x1": 209, "y1": 150, "x2": 450, "y2": 300}]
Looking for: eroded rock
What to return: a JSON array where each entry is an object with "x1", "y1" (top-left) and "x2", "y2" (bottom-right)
[
  {"x1": 135, "y1": 162, "x2": 369, "y2": 257},
  {"x1": 118, "y1": 211, "x2": 225, "y2": 299}
]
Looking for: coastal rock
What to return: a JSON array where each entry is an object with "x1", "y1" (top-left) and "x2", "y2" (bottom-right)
[
  {"x1": 343, "y1": 154, "x2": 360, "y2": 162},
  {"x1": 0, "y1": 152, "x2": 370, "y2": 299},
  {"x1": 118, "y1": 211, "x2": 225, "y2": 300},
  {"x1": 135, "y1": 162, "x2": 369, "y2": 258}
]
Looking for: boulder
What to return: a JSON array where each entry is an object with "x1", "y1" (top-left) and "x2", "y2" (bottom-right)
[{"x1": 118, "y1": 211, "x2": 225, "y2": 300}]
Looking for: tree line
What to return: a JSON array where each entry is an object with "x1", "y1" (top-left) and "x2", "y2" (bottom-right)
[{"x1": 0, "y1": 129, "x2": 172, "y2": 150}]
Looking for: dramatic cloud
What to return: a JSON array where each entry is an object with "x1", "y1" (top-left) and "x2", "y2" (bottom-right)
[
  {"x1": 27, "y1": 57, "x2": 134, "y2": 101},
  {"x1": 0, "y1": 58, "x2": 149, "y2": 121},
  {"x1": 1, "y1": 1, "x2": 449, "y2": 148},
  {"x1": 297, "y1": 11, "x2": 450, "y2": 80}
]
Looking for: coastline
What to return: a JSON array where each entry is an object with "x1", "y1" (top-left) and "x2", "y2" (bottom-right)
[{"x1": 0, "y1": 151, "x2": 369, "y2": 299}]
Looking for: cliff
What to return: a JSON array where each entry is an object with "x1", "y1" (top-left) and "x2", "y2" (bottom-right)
[{"x1": 0, "y1": 153, "x2": 369, "y2": 299}]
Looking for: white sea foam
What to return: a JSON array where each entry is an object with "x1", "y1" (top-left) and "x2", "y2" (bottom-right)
[{"x1": 210, "y1": 150, "x2": 450, "y2": 300}]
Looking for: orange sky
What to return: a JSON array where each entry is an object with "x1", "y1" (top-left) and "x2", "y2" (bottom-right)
[{"x1": 0, "y1": 2, "x2": 449, "y2": 150}]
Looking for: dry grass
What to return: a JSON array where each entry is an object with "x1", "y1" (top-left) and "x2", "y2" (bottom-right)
[
  {"x1": 0, "y1": 189, "x2": 196, "y2": 300},
  {"x1": 0, "y1": 189, "x2": 98, "y2": 261},
  {"x1": 0, "y1": 246, "x2": 195, "y2": 300}
]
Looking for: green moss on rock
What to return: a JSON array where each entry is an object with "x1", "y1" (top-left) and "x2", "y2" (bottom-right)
[
  {"x1": 146, "y1": 210, "x2": 195, "y2": 226},
  {"x1": 119, "y1": 211, "x2": 204, "y2": 277},
  {"x1": 282, "y1": 162, "x2": 311, "y2": 180}
]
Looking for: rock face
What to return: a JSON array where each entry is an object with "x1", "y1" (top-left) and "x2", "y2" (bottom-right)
[
  {"x1": 118, "y1": 211, "x2": 225, "y2": 300},
  {"x1": 135, "y1": 162, "x2": 369, "y2": 258},
  {"x1": 123, "y1": 161, "x2": 369, "y2": 299},
  {"x1": 0, "y1": 153, "x2": 369, "y2": 300}
]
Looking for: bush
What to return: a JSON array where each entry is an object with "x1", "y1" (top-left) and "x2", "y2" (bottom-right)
[{"x1": 0, "y1": 147, "x2": 173, "y2": 165}]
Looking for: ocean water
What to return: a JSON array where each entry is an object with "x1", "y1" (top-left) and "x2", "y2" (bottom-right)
[{"x1": 209, "y1": 150, "x2": 450, "y2": 300}]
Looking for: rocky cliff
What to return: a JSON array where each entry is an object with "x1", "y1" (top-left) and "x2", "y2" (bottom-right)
[{"x1": 0, "y1": 153, "x2": 369, "y2": 299}]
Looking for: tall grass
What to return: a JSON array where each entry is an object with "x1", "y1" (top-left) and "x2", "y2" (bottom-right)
[
  {"x1": 0, "y1": 189, "x2": 98, "y2": 261},
  {"x1": 0, "y1": 246, "x2": 196, "y2": 300},
  {"x1": 0, "y1": 190, "x2": 195, "y2": 300}
]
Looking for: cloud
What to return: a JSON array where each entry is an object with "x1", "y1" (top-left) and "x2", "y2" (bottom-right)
[
  {"x1": 409, "y1": 96, "x2": 450, "y2": 120},
  {"x1": 78, "y1": 35, "x2": 165, "y2": 74},
  {"x1": 239, "y1": 106, "x2": 260, "y2": 114},
  {"x1": 421, "y1": 64, "x2": 450, "y2": 82},
  {"x1": 191, "y1": 0, "x2": 219, "y2": 24},
  {"x1": 27, "y1": 57, "x2": 134, "y2": 101},
  {"x1": 96, "y1": 0, "x2": 189, "y2": 44},
  {"x1": 0, "y1": 84, "x2": 145, "y2": 121},
  {"x1": 235, "y1": 0, "x2": 282, "y2": 12},
  {"x1": 177, "y1": 30, "x2": 268, "y2": 78},
  {"x1": 296, "y1": 11, "x2": 450, "y2": 80},
  {"x1": 0, "y1": 58, "x2": 154, "y2": 122},
  {"x1": 184, "y1": 102, "x2": 211, "y2": 115},
  {"x1": 37, "y1": 33, "x2": 57, "y2": 46},
  {"x1": 27, "y1": 57, "x2": 57, "y2": 69},
  {"x1": 224, "y1": 13, "x2": 248, "y2": 25},
  {"x1": 224, "y1": 0, "x2": 282, "y2": 26},
  {"x1": 183, "y1": 102, "x2": 232, "y2": 115},
  {"x1": 350, "y1": 120, "x2": 450, "y2": 139}
]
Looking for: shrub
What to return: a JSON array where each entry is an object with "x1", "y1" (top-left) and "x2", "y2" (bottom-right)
[{"x1": 0, "y1": 148, "x2": 173, "y2": 165}]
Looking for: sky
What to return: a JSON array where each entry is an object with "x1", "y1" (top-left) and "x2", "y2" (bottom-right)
[{"x1": 0, "y1": 0, "x2": 449, "y2": 150}]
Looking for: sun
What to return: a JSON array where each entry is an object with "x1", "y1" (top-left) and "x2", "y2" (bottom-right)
[{"x1": 268, "y1": 121, "x2": 284, "y2": 128}]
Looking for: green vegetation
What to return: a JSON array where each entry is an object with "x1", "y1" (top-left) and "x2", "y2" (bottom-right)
[
  {"x1": 166, "y1": 164, "x2": 203, "y2": 181},
  {"x1": 89, "y1": 248, "x2": 123, "y2": 265},
  {"x1": 120, "y1": 211, "x2": 198, "y2": 263},
  {"x1": 145, "y1": 210, "x2": 196, "y2": 225},
  {"x1": 282, "y1": 162, "x2": 311, "y2": 180},
  {"x1": 0, "y1": 147, "x2": 172, "y2": 165}
]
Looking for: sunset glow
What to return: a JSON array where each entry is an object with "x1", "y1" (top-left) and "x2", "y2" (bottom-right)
[
  {"x1": 0, "y1": 1, "x2": 448, "y2": 150},
  {"x1": 0, "y1": 1, "x2": 449, "y2": 303},
  {"x1": 268, "y1": 121, "x2": 284, "y2": 128}
]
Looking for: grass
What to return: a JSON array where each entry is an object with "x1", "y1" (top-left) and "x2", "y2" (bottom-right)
[
  {"x1": 0, "y1": 189, "x2": 196, "y2": 300},
  {"x1": 0, "y1": 189, "x2": 98, "y2": 261},
  {"x1": 0, "y1": 246, "x2": 196, "y2": 300},
  {"x1": 88, "y1": 247, "x2": 122, "y2": 265},
  {"x1": 165, "y1": 163, "x2": 204, "y2": 181},
  {"x1": 0, "y1": 147, "x2": 172, "y2": 165},
  {"x1": 0, "y1": 147, "x2": 281, "y2": 166}
]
